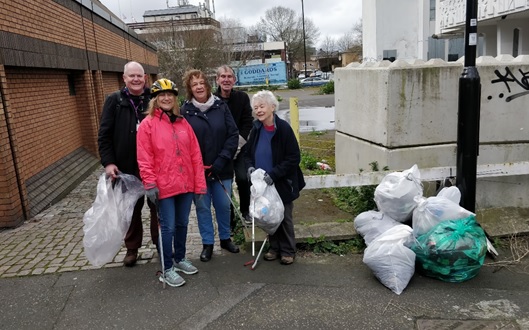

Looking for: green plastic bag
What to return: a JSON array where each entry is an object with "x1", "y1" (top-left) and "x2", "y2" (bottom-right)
[{"x1": 411, "y1": 215, "x2": 487, "y2": 282}]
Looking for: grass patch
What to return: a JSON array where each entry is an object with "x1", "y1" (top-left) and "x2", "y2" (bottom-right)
[
  {"x1": 299, "y1": 130, "x2": 335, "y2": 172},
  {"x1": 326, "y1": 161, "x2": 388, "y2": 218},
  {"x1": 298, "y1": 235, "x2": 366, "y2": 254}
]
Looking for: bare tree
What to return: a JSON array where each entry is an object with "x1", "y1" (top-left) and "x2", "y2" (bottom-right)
[
  {"x1": 337, "y1": 20, "x2": 363, "y2": 53},
  {"x1": 337, "y1": 31, "x2": 355, "y2": 53},
  {"x1": 318, "y1": 35, "x2": 337, "y2": 71},
  {"x1": 352, "y1": 19, "x2": 363, "y2": 45},
  {"x1": 218, "y1": 17, "x2": 262, "y2": 68},
  {"x1": 256, "y1": 6, "x2": 320, "y2": 77},
  {"x1": 319, "y1": 35, "x2": 337, "y2": 55},
  {"x1": 144, "y1": 20, "x2": 223, "y2": 88}
]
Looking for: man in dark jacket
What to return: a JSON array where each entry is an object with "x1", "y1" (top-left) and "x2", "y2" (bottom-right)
[
  {"x1": 97, "y1": 61, "x2": 157, "y2": 267},
  {"x1": 214, "y1": 65, "x2": 254, "y2": 230}
]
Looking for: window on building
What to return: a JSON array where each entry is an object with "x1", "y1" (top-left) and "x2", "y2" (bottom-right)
[
  {"x1": 67, "y1": 74, "x2": 76, "y2": 96},
  {"x1": 447, "y1": 54, "x2": 459, "y2": 61},
  {"x1": 383, "y1": 49, "x2": 397, "y2": 62},
  {"x1": 430, "y1": 0, "x2": 436, "y2": 21},
  {"x1": 513, "y1": 28, "x2": 520, "y2": 57}
]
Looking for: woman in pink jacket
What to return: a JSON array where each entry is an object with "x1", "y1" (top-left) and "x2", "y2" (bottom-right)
[{"x1": 137, "y1": 78, "x2": 207, "y2": 288}]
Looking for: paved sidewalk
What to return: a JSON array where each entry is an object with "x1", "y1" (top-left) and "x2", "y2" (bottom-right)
[{"x1": 0, "y1": 169, "x2": 225, "y2": 278}]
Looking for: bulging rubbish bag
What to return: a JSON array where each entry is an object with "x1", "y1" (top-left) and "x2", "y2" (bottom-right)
[
  {"x1": 249, "y1": 169, "x2": 284, "y2": 235},
  {"x1": 412, "y1": 194, "x2": 475, "y2": 237},
  {"x1": 374, "y1": 164, "x2": 423, "y2": 223},
  {"x1": 354, "y1": 211, "x2": 400, "y2": 246},
  {"x1": 363, "y1": 224, "x2": 416, "y2": 295},
  {"x1": 83, "y1": 172, "x2": 145, "y2": 266},
  {"x1": 437, "y1": 186, "x2": 461, "y2": 204},
  {"x1": 411, "y1": 215, "x2": 487, "y2": 283}
]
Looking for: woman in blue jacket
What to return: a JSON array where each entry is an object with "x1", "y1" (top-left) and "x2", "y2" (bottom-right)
[
  {"x1": 244, "y1": 90, "x2": 305, "y2": 265},
  {"x1": 181, "y1": 69, "x2": 239, "y2": 262}
]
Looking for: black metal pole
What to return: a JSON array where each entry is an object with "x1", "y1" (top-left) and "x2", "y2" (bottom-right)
[
  {"x1": 456, "y1": 0, "x2": 481, "y2": 212},
  {"x1": 301, "y1": 0, "x2": 307, "y2": 77}
]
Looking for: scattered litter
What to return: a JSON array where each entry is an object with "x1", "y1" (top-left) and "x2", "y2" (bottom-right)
[{"x1": 316, "y1": 161, "x2": 332, "y2": 171}]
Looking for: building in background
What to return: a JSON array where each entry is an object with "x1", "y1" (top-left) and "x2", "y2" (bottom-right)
[
  {"x1": 127, "y1": 0, "x2": 220, "y2": 45},
  {"x1": 128, "y1": 1, "x2": 290, "y2": 86},
  {"x1": 435, "y1": 0, "x2": 529, "y2": 57},
  {"x1": 362, "y1": 0, "x2": 529, "y2": 62}
]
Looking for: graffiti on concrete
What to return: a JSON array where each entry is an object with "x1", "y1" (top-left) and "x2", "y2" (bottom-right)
[{"x1": 489, "y1": 67, "x2": 529, "y2": 102}]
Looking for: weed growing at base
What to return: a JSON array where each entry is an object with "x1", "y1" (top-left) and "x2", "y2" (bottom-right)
[
  {"x1": 299, "y1": 235, "x2": 365, "y2": 254},
  {"x1": 327, "y1": 161, "x2": 389, "y2": 217}
]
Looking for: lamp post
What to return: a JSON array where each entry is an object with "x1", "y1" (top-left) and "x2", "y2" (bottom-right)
[
  {"x1": 456, "y1": 0, "x2": 481, "y2": 212},
  {"x1": 301, "y1": 0, "x2": 307, "y2": 77}
]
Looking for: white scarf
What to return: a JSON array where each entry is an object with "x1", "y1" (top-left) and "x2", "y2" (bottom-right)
[{"x1": 192, "y1": 94, "x2": 215, "y2": 112}]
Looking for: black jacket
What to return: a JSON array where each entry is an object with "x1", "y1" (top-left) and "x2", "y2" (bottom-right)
[
  {"x1": 215, "y1": 87, "x2": 253, "y2": 140},
  {"x1": 97, "y1": 88, "x2": 150, "y2": 177},
  {"x1": 243, "y1": 114, "x2": 306, "y2": 204},
  {"x1": 181, "y1": 97, "x2": 239, "y2": 181}
]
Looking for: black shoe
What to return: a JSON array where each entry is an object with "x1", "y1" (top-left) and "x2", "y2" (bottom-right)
[
  {"x1": 220, "y1": 239, "x2": 240, "y2": 253},
  {"x1": 243, "y1": 213, "x2": 253, "y2": 226},
  {"x1": 200, "y1": 244, "x2": 213, "y2": 262}
]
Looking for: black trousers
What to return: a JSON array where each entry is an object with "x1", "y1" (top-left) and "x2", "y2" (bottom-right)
[
  {"x1": 124, "y1": 197, "x2": 158, "y2": 250},
  {"x1": 269, "y1": 202, "x2": 296, "y2": 257}
]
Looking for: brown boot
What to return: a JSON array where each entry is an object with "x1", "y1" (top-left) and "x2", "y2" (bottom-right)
[
  {"x1": 280, "y1": 256, "x2": 294, "y2": 265},
  {"x1": 264, "y1": 250, "x2": 278, "y2": 261},
  {"x1": 123, "y1": 249, "x2": 138, "y2": 267}
]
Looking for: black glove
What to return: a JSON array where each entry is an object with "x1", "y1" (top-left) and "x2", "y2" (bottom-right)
[
  {"x1": 263, "y1": 173, "x2": 273, "y2": 186},
  {"x1": 146, "y1": 187, "x2": 159, "y2": 204},
  {"x1": 211, "y1": 165, "x2": 221, "y2": 177},
  {"x1": 205, "y1": 166, "x2": 219, "y2": 180},
  {"x1": 247, "y1": 167, "x2": 255, "y2": 179}
]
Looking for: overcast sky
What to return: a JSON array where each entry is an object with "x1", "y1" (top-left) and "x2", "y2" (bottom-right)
[{"x1": 99, "y1": 0, "x2": 362, "y2": 47}]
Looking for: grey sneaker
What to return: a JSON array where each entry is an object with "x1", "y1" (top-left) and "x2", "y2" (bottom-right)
[
  {"x1": 159, "y1": 268, "x2": 186, "y2": 287},
  {"x1": 173, "y1": 259, "x2": 198, "y2": 275}
]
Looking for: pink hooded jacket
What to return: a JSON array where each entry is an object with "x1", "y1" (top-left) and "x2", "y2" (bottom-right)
[{"x1": 137, "y1": 108, "x2": 207, "y2": 199}]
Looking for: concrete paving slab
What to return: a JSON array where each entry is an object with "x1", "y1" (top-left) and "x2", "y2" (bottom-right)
[{"x1": 477, "y1": 207, "x2": 529, "y2": 237}]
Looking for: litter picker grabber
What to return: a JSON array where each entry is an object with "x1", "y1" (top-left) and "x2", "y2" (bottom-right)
[
  {"x1": 244, "y1": 235, "x2": 268, "y2": 270},
  {"x1": 154, "y1": 199, "x2": 166, "y2": 289},
  {"x1": 214, "y1": 175, "x2": 252, "y2": 242},
  {"x1": 216, "y1": 175, "x2": 266, "y2": 263}
]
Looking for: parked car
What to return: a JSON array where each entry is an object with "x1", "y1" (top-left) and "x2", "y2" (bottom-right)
[{"x1": 300, "y1": 77, "x2": 329, "y2": 87}]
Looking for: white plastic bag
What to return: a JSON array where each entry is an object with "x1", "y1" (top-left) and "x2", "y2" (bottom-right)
[
  {"x1": 83, "y1": 172, "x2": 145, "y2": 266},
  {"x1": 412, "y1": 195, "x2": 475, "y2": 237},
  {"x1": 374, "y1": 164, "x2": 423, "y2": 222},
  {"x1": 354, "y1": 211, "x2": 400, "y2": 246},
  {"x1": 249, "y1": 169, "x2": 284, "y2": 235},
  {"x1": 363, "y1": 224, "x2": 416, "y2": 295},
  {"x1": 437, "y1": 186, "x2": 461, "y2": 204}
]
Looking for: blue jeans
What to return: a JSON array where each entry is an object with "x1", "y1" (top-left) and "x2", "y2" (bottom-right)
[
  {"x1": 194, "y1": 179, "x2": 232, "y2": 244},
  {"x1": 158, "y1": 193, "x2": 194, "y2": 271}
]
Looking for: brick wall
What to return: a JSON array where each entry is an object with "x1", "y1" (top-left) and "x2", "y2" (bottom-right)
[
  {"x1": 5, "y1": 68, "x2": 83, "y2": 179},
  {"x1": 0, "y1": 66, "x2": 25, "y2": 225},
  {"x1": 0, "y1": 0, "x2": 159, "y2": 227}
]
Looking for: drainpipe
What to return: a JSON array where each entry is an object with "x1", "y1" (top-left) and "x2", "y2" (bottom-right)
[{"x1": 0, "y1": 75, "x2": 28, "y2": 220}]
